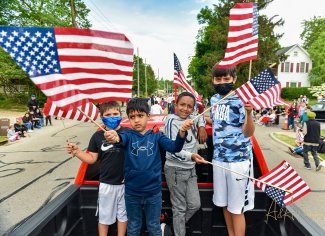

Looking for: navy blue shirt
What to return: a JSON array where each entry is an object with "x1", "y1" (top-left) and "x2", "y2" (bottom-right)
[{"x1": 118, "y1": 129, "x2": 186, "y2": 196}]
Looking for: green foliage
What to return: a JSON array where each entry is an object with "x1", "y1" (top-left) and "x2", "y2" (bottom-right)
[
  {"x1": 308, "y1": 83, "x2": 325, "y2": 97},
  {"x1": 301, "y1": 17, "x2": 325, "y2": 51},
  {"x1": 133, "y1": 55, "x2": 158, "y2": 97},
  {"x1": 308, "y1": 31, "x2": 325, "y2": 86},
  {"x1": 189, "y1": 0, "x2": 284, "y2": 97},
  {"x1": 0, "y1": 0, "x2": 91, "y2": 28},
  {"x1": 281, "y1": 87, "x2": 312, "y2": 101}
]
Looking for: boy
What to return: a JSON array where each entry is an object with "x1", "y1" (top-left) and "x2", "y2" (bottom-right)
[
  {"x1": 66, "y1": 101, "x2": 127, "y2": 236},
  {"x1": 164, "y1": 91, "x2": 206, "y2": 236},
  {"x1": 303, "y1": 111, "x2": 321, "y2": 171},
  {"x1": 105, "y1": 98, "x2": 193, "y2": 236},
  {"x1": 210, "y1": 64, "x2": 255, "y2": 236}
]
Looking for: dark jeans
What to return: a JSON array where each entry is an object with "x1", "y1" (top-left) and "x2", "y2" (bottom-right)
[
  {"x1": 125, "y1": 192, "x2": 162, "y2": 236},
  {"x1": 303, "y1": 144, "x2": 320, "y2": 168},
  {"x1": 288, "y1": 116, "x2": 294, "y2": 129}
]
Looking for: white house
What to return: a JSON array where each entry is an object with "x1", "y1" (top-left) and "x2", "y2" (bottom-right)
[{"x1": 276, "y1": 44, "x2": 312, "y2": 88}]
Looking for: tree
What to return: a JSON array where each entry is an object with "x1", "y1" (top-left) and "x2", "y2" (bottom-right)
[
  {"x1": 188, "y1": 0, "x2": 284, "y2": 97},
  {"x1": 308, "y1": 83, "x2": 325, "y2": 99},
  {"x1": 300, "y1": 17, "x2": 325, "y2": 86},
  {"x1": 307, "y1": 31, "x2": 325, "y2": 85},
  {"x1": 133, "y1": 55, "x2": 158, "y2": 97}
]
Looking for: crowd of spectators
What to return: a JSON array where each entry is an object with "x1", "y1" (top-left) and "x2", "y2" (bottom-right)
[{"x1": 7, "y1": 94, "x2": 52, "y2": 142}]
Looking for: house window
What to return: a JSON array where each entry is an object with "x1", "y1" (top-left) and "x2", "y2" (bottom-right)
[
  {"x1": 285, "y1": 62, "x2": 290, "y2": 72},
  {"x1": 300, "y1": 62, "x2": 305, "y2": 73},
  {"x1": 290, "y1": 82, "x2": 297, "y2": 87},
  {"x1": 294, "y1": 51, "x2": 298, "y2": 56}
]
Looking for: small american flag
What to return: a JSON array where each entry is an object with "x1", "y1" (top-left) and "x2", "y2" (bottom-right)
[
  {"x1": 0, "y1": 26, "x2": 133, "y2": 108},
  {"x1": 174, "y1": 53, "x2": 200, "y2": 100},
  {"x1": 235, "y1": 68, "x2": 289, "y2": 109},
  {"x1": 255, "y1": 161, "x2": 311, "y2": 207},
  {"x1": 43, "y1": 99, "x2": 99, "y2": 122},
  {"x1": 217, "y1": 2, "x2": 258, "y2": 68}
]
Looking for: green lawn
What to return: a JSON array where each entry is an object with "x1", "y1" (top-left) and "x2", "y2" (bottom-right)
[
  {"x1": 0, "y1": 136, "x2": 8, "y2": 144},
  {"x1": 274, "y1": 131, "x2": 325, "y2": 160}
]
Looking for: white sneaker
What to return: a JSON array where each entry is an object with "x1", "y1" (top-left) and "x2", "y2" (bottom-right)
[{"x1": 27, "y1": 130, "x2": 33, "y2": 133}]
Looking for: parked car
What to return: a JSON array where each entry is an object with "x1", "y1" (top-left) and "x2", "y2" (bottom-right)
[{"x1": 311, "y1": 102, "x2": 325, "y2": 121}]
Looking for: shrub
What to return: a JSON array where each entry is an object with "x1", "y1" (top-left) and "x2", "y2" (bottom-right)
[{"x1": 281, "y1": 87, "x2": 312, "y2": 101}]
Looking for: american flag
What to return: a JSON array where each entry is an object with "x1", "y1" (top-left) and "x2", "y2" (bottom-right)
[
  {"x1": 255, "y1": 161, "x2": 311, "y2": 207},
  {"x1": 217, "y1": 2, "x2": 258, "y2": 68},
  {"x1": 174, "y1": 53, "x2": 200, "y2": 100},
  {"x1": 43, "y1": 99, "x2": 99, "y2": 122},
  {"x1": 235, "y1": 68, "x2": 289, "y2": 109},
  {"x1": 0, "y1": 26, "x2": 133, "y2": 108}
]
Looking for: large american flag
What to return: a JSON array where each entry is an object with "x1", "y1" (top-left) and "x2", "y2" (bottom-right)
[
  {"x1": 43, "y1": 99, "x2": 99, "y2": 122},
  {"x1": 235, "y1": 68, "x2": 289, "y2": 109},
  {"x1": 217, "y1": 2, "x2": 258, "y2": 68},
  {"x1": 174, "y1": 53, "x2": 200, "y2": 100},
  {"x1": 0, "y1": 26, "x2": 133, "y2": 108},
  {"x1": 255, "y1": 161, "x2": 311, "y2": 207}
]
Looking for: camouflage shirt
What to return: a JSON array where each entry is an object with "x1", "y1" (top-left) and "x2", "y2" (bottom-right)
[{"x1": 210, "y1": 93, "x2": 252, "y2": 162}]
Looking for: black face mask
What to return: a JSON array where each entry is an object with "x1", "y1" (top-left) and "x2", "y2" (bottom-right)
[{"x1": 213, "y1": 83, "x2": 234, "y2": 95}]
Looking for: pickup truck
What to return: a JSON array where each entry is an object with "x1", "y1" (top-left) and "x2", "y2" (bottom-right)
[{"x1": 8, "y1": 115, "x2": 324, "y2": 235}]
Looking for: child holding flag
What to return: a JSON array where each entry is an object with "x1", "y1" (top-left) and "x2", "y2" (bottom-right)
[
  {"x1": 66, "y1": 101, "x2": 128, "y2": 236},
  {"x1": 209, "y1": 63, "x2": 255, "y2": 236},
  {"x1": 104, "y1": 98, "x2": 193, "y2": 236},
  {"x1": 164, "y1": 91, "x2": 206, "y2": 236}
]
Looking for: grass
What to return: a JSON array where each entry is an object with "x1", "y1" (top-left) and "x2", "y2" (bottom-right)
[
  {"x1": 274, "y1": 131, "x2": 325, "y2": 160},
  {"x1": 0, "y1": 136, "x2": 8, "y2": 144}
]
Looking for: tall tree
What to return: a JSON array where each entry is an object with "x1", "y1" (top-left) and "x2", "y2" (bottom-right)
[
  {"x1": 188, "y1": 0, "x2": 284, "y2": 97},
  {"x1": 133, "y1": 55, "x2": 158, "y2": 97},
  {"x1": 300, "y1": 17, "x2": 325, "y2": 86}
]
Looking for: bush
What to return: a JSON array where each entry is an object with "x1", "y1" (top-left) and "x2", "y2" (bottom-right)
[{"x1": 281, "y1": 87, "x2": 313, "y2": 101}]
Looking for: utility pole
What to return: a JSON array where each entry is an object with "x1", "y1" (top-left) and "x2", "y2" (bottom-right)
[
  {"x1": 69, "y1": 0, "x2": 78, "y2": 28},
  {"x1": 137, "y1": 48, "x2": 140, "y2": 97},
  {"x1": 145, "y1": 58, "x2": 147, "y2": 98}
]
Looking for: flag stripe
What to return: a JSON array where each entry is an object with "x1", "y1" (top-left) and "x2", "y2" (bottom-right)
[{"x1": 58, "y1": 55, "x2": 133, "y2": 66}]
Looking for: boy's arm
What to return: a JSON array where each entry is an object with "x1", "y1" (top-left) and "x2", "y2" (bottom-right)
[
  {"x1": 196, "y1": 116, "x2": 207, "y2": 144},
  {"x1": 66, "y1": 143, "x2": 98, "y2": 164},
  {"x1": 164, "y1": 119, "x2": 194, "y2": 161},
  {"x1": 242, "y1": 104, "x2": 255, "y2": 137}
]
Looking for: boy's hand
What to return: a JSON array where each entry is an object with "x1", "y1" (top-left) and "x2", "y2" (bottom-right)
[
  {"x1": 198, "y1": 126, "x2": 207, "y2": 144},
  {"x1": 244, "y1": 103, "x2": 253, "y2": 113},
  {"x1": 104, "y1": 130, "x2": 120, "y2": 143},
  {"x1": 180, "y1": 119, "x2": 194, "y2": 132},
  {"x1": 191, "y1": 153, "x2": 207, "y2": 164},
  {"x1": 66, "y1": 143, "x2": 79, "y2": 156}
]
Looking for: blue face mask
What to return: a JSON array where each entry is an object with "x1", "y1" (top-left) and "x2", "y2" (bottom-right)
[{"x1": 101, "y1": 116, "x2": 122, "y2": 130}]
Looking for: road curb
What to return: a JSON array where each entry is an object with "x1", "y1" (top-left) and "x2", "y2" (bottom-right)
[{"x1": 269, "y1": 132, "x2": 294, "y2": 148}]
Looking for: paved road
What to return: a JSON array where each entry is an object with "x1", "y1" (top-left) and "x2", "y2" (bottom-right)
[
  {"x1": 0, "y1": 119, "x2": 98, "y2": 235},
  {"x1": 255, "y1": 117, "x2": 325, "y2": 232}
]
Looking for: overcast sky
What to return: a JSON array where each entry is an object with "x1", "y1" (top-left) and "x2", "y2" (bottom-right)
[{"x1": 84, "y1": 0, "x2": 324, "y2": 80}]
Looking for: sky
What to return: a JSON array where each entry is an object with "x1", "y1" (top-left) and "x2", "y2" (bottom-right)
[{"x1": 84, "y1": 0, "x2": 324, "y2": 81}]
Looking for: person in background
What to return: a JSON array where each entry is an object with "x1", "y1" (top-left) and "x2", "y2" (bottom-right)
[
  {"x1": 27, "y1": 94, "x2": 39, "y2": 112},
  {"x1": 7, "y1": 124, "x2": 21, "y2": 142},
  {"x1": 22, "y1": 112, "x2": 33, "y2": 132},
  {"x1": 35, "y1": 108, "x2": 45, "y2": 127},
  {"x1": 150, "y1": 101, "x2": 164, "y2": 114},
  {"x1": 45, "y1": 115, "x2": 52, "y2": 126},
  {"x1": 302, "y1": 112, "x2": 321, "y2": 171},
  {"x1": 67, "y1": 101, "x2": 128, "y2": 236},
  {"x1": 14, "y1": 119, "x2": 27, "y2": 137}
]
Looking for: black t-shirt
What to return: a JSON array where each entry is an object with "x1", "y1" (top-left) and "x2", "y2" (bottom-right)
[{"x1": 87, "y1": 126, "x2": 127, "y2": 185}]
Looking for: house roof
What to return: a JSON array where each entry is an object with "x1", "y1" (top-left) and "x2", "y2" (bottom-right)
[
  {"x1": 276, "y1": 44, "x2": 296, "y2": 55},
  {"x1": 276, "y1": 44, "x2": 310, "y2": 57}
]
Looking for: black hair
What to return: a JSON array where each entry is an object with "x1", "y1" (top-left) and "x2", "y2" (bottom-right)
[
  {"x1": 99, "y1": 101, "x2": 120, "y2": 116},
  {"x1": 176, "y1": 91, "x2": 195, "y2": 105},
  {"x1": 154, "y1": 101, "x2": 158, "y2": 104},
  {"x1": 212, "y1": 63, "x2": 236, "y2": 78},
  {"x1": 126, "y1": 98, "x2": 149, "y2": 116}
]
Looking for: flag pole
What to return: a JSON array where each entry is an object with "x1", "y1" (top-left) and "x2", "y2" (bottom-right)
[
  {"x1": 248, "y1": 60, "x2": 252, "y2": 80},
  {"x1": 145, "y1": 58, "x2": 147, "y2": 98},
  {"x1": 205, "y1": 161, "x2": 292, "y2": 193},
  {"x1": 137, "y1": 48, "x2": 140, "y2": 97},
  {"x1": 77, "y1": 107, "x2": 106, "y2": 132},
  {"x1": 192, "y1": 91, "x2": 235, "y2": 122}
]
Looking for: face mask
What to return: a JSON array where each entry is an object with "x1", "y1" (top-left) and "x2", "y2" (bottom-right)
[
  {"x1": 213, "y1": 83, "x2": 234, "y2": 95},
  {"x1": 101, "y1": 116, "x2": 122, "y2": 130}
]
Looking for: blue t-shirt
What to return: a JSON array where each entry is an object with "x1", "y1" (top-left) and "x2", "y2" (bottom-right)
[{"x1": 210, "y1": 93, "x2": 252, "y2": 162}]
